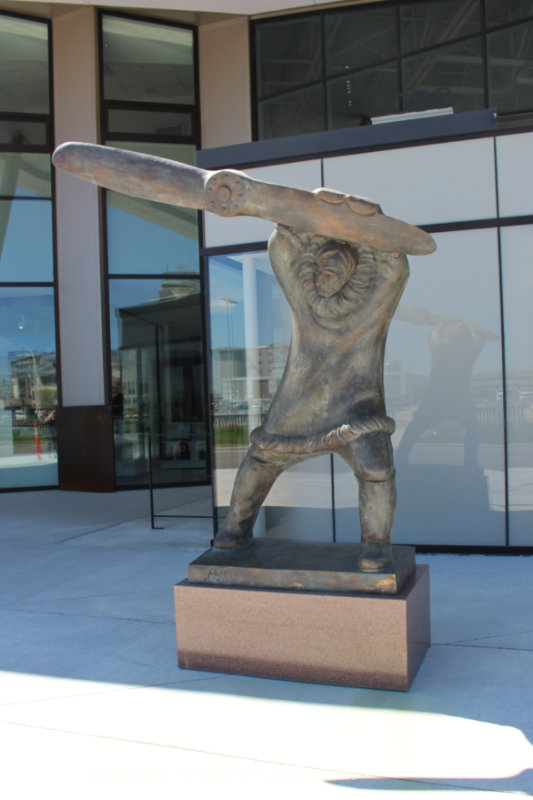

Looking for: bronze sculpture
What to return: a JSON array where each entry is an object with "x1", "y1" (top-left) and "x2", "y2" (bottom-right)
[{"x1": 53, "y1": 143, "x2": 436, "y2": 573}]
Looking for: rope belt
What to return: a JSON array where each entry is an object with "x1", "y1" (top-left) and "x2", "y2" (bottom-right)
[{"x1": 249, "y1": 415, "x2": 395, "y2": 456}]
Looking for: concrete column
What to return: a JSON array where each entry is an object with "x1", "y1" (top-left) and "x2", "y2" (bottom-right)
[
  {"x1": 52, "y1": 9, "x2": 114, "y2": 491},
  {"x1": 198, "y1": 17, "x2": 251, "y2": 148},
  {"x1": 53, "y1": 7, "x2": 105, "y2": 407}
]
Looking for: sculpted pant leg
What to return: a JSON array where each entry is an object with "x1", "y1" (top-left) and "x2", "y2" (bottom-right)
[
  {"x1": 214, "y1": 445, "x2": 295, "y2": 549},
  {"x1": 338, "y1": 431, "x2": 396, "y2": 571}
]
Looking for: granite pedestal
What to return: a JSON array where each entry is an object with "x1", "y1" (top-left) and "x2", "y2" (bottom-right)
[{"x1": 174, "y1": 563, "x2": 430, "y2": 691}]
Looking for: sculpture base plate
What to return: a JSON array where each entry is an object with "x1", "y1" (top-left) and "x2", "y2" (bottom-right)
[
  {"x1": 174, "y1": 564, "x2": 430, "y2": 691},
  {"x1": 188, "y1": 539, "x2": 415, "y2": 595}
]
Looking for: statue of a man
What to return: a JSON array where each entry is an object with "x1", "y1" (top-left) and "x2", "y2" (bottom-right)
[
  {"x1": 51, "y1": 143, "x2": 435, "y2": 573},
  {"x1": 214, "y1": 217, "x2": 409, "y2": 572}
]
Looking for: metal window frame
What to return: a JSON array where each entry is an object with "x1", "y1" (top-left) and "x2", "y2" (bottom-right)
[
  {"x1": 97, "y1": 9, "x2": 210, "y2": 493},
  {"x1": 0, "y1": 10, "x2": 60, "y2": 493},
  {"x1": 251, "y1": 0, "x2": 533, "y2": 141}
]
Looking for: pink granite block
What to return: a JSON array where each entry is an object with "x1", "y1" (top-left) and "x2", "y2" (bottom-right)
[{"x1": 174, "y1": 564, "x2": 430, "y2": 691}]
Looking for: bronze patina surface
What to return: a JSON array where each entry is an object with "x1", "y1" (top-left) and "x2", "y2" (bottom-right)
[
  {"x1": 52, "y1": 142, "x2": 436, "y2": 576},
  {"x1": 52, "y1": 143, "x2": 434, "y2": 256},
  {"x1": 188, "y1": 539, "x2": 415, "y2": 595}
]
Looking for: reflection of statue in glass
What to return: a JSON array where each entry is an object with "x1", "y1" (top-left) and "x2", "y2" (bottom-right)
[
  {"x1": 52, "y1": 143, "x2": 435, "y2": 573},
  {"x1": 395, "y1": 306, "x2": 498, "y2": 467}
]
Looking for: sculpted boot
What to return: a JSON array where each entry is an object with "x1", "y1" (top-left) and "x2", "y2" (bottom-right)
[
  {"x1": 212, "y1": 447, "x2": 283, "y2": 550},
  {"x1": 356, "y1": 473, "x2": 395, "y2": 572},
  {"x1": 358, "y1": 535, "x2": 392, "y2": 572},
  {"x1": 213, "y1": 523, "x2": 251, "y2": 549}
]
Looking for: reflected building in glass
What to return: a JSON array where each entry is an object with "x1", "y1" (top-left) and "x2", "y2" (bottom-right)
[
  {"x1": 1, "y1": 0, "x2": 533, "y2": 552},
  {"x1": 109, "y1": 278, "x2": 206, "y2": 485},
  {"x1": 0, "y1": 14, "x2": 57, "y2": 489}
]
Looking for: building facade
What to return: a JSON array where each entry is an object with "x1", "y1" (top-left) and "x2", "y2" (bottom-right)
[{"x1": 1, "y1": 0, "x2": 532, "y2": 551}]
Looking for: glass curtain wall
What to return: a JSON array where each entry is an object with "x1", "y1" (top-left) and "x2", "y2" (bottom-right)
[
  {"x1": 208, "y1": 231, "x2": 507, "y2": 548},
  {"x1": 253, "y1": 0, "x2": 533, "y2": 139},
  {"x1": 0, "y1": 13, "x2": 57, "y2": 489},
  {"x1": 100, "y1": 13, "x2": 207, "y2": 486},
  {"x1": 206, "y1": 138, "x2": 533, "y2": 549},
  {"x1": 335, "y1": 228, "x2": 506, "y2": 547},
  {"x1": 500, "y1": 225, "x2": 533, "y2": 546}
]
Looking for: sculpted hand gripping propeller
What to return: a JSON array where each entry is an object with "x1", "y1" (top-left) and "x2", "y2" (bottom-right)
[{"x1": 53, "y1": 142, "x2": 436, "y2": 573}]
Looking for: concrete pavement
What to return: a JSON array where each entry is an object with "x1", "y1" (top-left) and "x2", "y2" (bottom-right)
[{"x1": 0, "y1": 485, "x2": 532, "y2": 799}]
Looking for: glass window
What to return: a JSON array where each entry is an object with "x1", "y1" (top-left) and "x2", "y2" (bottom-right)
[
  {"x1": 101, "y1": 13, "x2": 203, "y2": 491},
  {"x1": 208, "y1": 250, "x2": 334, "y2": 543},
  {"x1": 0, "y1": 153, "x2": 51, "y2": 197},
  {"x1": 0, "y1": 199, "x2": 53, "y2": 281},
  {"x1": 254, "y1": 15, "x2": 322, "y2": 99},
  {"x1": 485, "y1": 0, "x2": 533, "y2": 28},
  {"x1": 0, "y1": 119, "x2": 48, "y2": 148},
  {"x1": 495, "y1": 132, "x2": 533, "y2": 218},
  {"x1": 335, "y1": 229, "x2": 506, "y2": 547},
  {"x1": 105, "y1": 140, "x2": 196, "y2": 162},
  {"x1": 0, "y1": 287, "x2": 57, "y2": 489},
  {"x1": 0, "y1": 14, "x2": 55, "y2": 491},
  {"x1": 253, "y1": 2, "x2": 533, "y2": 140},
  {"x1": 105, "y1": 142, "x2": 199, "y2": 276},
  {"x1": 325, "y1": 5, "x2": 398, "y2": 76},
  {"x1": 500, "y1": 225, "x2": 533, "y2": 546},
  {"x1": 488, "y1": 21, "x2": 533, "y2": 115},
  {"x1": 402, "y1": 37, "x2": 484, "y2": 113},
  {"x1": 400, "y1": 0, "x2": 481, "y2": 54},
  {"x1": 377, "y1": 229, "x2": 504, "y2": 546},
  {"x1": 102, "y1": 15, "x2": 195, "y2": 106},
  {"x1": 0, "y1": 15, "x2": 49, "y2": 114},
  {"x1": 323, "y1": 138, "x2": 497, "y2": 228},
  {"x1": 257, "y1": 84, "x2": 325, "y2": 140},
  {"x1": 107, "y1": 107, "x2": 193, "y2": 139},
  {"x1": 327, "y1": 61, "x2": 399, "y2": 127},
  {"x1": 106, "y1": 194, "x2": 199, "y2": 275},
  {"x1": 109, "y1": 278, "x2": 206, "y2": 486}
]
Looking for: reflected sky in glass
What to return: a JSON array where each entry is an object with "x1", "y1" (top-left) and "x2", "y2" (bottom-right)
[
  {"x1": 0, "y1": 200, "x2": 53, "y2": 282},
  {"x1": 0, "y1": 288, "x2": 56, "y2": 385},
  {"x1": 0, "y1": 154, "x2": 51, "y2": 197},
  {"x1": 105, "y1": 143, "x2": 199, "y2": 276},
  {"x1": 106, "y1": 196, "x2": 199, "y2": 275},
  {"x1": 208, "y1": 251, "x2": 290, "y2": 352}
]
